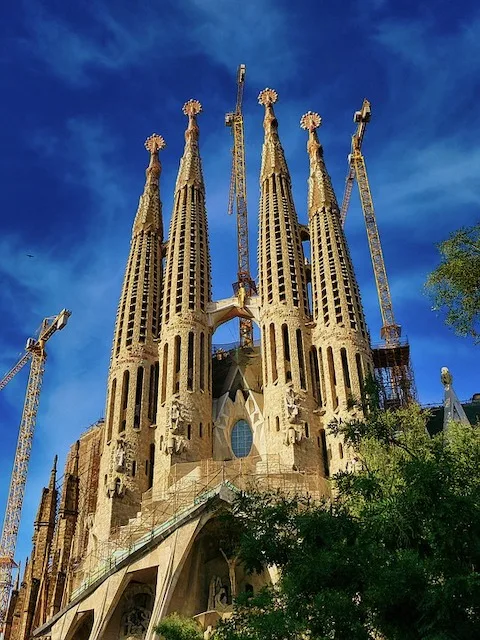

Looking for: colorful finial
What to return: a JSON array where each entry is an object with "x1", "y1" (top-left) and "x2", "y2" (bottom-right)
[
  {"x1": 258, "y1": 88, "x2": 278, "y2": 107},
  {"x1": 183, "y1": 99, "x2": 202, "y2": 117},
  {"x1": 300, "y1": 111, "x2": 322, "y2": 132},
  {"x1": 145, "y1": 134, "x2": 166, "y2": 154}
]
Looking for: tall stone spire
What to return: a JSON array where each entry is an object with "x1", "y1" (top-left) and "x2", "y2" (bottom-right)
[
  {"x1": 257, "y1": 89, "x2": 320, "y2": 470},
  {"x1": 154, "y1": 100, "x2": 213, "y2": 495},
  {"x1": 300, "y1": 112, "x2": 372, "y2": 474},
  {"x1": 95, "y1": 135, "x2": 165, "y2": 537}
]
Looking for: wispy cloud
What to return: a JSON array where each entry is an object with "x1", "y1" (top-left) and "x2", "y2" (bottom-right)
[{"x1": 21, "y1": 0, "x2": 299, "y2": 87}]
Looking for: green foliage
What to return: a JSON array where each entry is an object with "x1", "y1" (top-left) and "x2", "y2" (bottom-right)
[
  {"x1": 425, "y1": 223, "x2": 480, "y2": 341},
  {"x1": 216, "y1": 406, "x2": 480, "y2": 640},
  {"x1": 154, "y1": 613, "x2": 204, "y2": 640}
]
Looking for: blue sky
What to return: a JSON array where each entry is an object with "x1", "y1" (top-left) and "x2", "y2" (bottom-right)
[{"x1": 1, "y1": 0, "x2": 479, "y2": 567}]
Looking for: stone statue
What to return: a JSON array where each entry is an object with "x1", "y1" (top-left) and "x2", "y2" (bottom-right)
[
  {"x1": 115, "y1": 440, "x2": 126, "y2": 472},
  {"x1": 208, "y1": 576, "x2": 228, "y2": 611},
  {"x1": 284, "y1": 385, "x2": 299, "y2": 423},
  {"x1": 165, "y1": 400, "x2": 187, "y2": 455},
  {"x1": 441, "y1": 366, "x2": 453, "y2": 388}
]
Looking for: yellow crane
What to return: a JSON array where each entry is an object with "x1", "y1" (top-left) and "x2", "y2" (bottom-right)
[
  {"x1": 343, "y1": 101, "x2": 414, "y2": 407},
  {"x1": 225, "y1": 64, "x2": 256, "y2": 348},
  {"x1": 0, "y1": 309, "x2": 70, "y2": 626}
]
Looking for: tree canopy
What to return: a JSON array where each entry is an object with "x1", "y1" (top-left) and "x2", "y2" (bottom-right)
[
  {"x1": 216, "y1": 406, "x2": 480, "y2": 640},
  {"x1": 425, "y1": 223, "x2": 480, "y2": 342},
  {"x1": 154, "y1": 613, "x2": 204, "y2": 640}
]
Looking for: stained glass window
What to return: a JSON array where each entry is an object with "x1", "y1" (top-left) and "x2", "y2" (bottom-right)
[{"x1": 231, "y1": 420, "x2": 253, "y2": 458}]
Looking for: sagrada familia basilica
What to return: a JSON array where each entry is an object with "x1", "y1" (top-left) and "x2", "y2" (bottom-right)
[{"x1": 5, "y1": 87, "x2": 374, "y2": 640}]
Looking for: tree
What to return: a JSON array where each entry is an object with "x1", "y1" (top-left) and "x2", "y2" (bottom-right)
[
  {"x1": 154, "y1": 613, "x2": 204, "y2": 640},
  {"x1": 425, "y1": 223, "x2": 480, "y2": 342},
  {"x1": 215, "y1": 406, "x2": 480, "y2": 640}
]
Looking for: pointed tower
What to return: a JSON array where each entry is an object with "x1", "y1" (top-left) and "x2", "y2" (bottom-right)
[
  {"x1": 154, "y1": 100, "x2": 212, "y2": 495},
  {"x1": 47, "y1": 442, "x2": 80, "y2": 617},
  {"x1": 17, "y1": 458, "x2": 57, "y2": 640},
  {"x1": 257, "y1": 89, "x2": 321, "y2": 471},
  {"x1": 300, "y1": 112, "x2": 372, "y2": 474},
  {"x1": 96, "y1": 134, "x2": 165, "y2": 536}
]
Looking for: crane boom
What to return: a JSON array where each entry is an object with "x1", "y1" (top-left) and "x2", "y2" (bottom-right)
[
  {"x1": 0, "y1": 309, "x2": 70, "y2": 626},
  {"x1": 340, "y1": 99, "x2": 371, "y2": 226},
  {"x1": 351, "y1": 149, "x2": 400, "y2": 344},
  {"x1": 226, "y1": 64, "x2": 256, "y2": 348}
]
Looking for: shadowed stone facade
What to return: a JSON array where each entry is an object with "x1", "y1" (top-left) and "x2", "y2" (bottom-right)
[{"x1": 8, "y1": 89, "x2": 372, "y2": 640}]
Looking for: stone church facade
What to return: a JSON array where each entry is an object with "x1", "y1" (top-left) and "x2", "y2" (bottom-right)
[{"x1": 6, "y1": 89, "x2": 373, "y2": 640}]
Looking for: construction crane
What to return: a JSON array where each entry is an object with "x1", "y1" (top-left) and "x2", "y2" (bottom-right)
[
  {"x1": 340, "y1": 99, "x2": 371, "y2": 226},
  {"x1": 225, "y1": 64, "x2": 257, "y2": 348},
  {"x1": 0, "y1": 309, "x2": 71, "y2": 626},
  {"x1": 345, "y1": 101, "x2": 415, "y2": 408}
]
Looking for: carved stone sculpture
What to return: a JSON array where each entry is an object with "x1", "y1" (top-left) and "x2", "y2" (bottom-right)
[{"x1": 115, "y1": 439, "x2": 126, "y2": 472}]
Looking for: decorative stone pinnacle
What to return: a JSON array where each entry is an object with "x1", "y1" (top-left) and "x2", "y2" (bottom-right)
[
  {"x1": 300, "y1": 111, "x2": 322, "y2": 132},
  {"x1": 145, "y1": 134, "x2": 166, "y2": 154},
  {"x1": 183, "y1": 99, "x2": 202, "y2": 117},
  {"x1": 258, "y1": 88, "x2": 278, "y2": 107}
]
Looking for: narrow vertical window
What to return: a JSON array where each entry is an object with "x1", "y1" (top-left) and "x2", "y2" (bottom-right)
[
  {"x1": 199, "y1": 422, "x2": 203, "y2": 438},
  {"x1": 296, "y1": 329, "x2": 306, "y2": 390},
  {"x1": 148, "y1": 444, "x2": 155, "y2": 489},
  {"x1": 152, "y1": 361, "x2": 159, "y2": 421},
  {"x1": 120, "y1": 370, "x2": 129, "y2": 432},
  {"x1": 282, "y1": 324, "x2": 292, "y2": 383},
  {"x1": 187, "y1": 424, "x2": 192, "y2": 440},
  {"x1": 200, "y1": 333, "x2": 205, "y2": 391},
  {"x1": 339, "y1": 442, "x2": 344, "y2": 459},
  {"x1": 310, "y1": 347, "x2": 322, "y2": 405},
  {"x1": 262, "y1": 330, "x2": 268, "y2": 385},
  {"x1": 305, "y1": 422, "x2": 309, "y2": 438},
  {"x1": 148, "y1": 364, "x2": 155, "y2": 420},
  {"x1": 132, "y1": 460, "x2": 137, "y2": 477},
  {"x1": 187, "y1": 332, "x2": 194, "y2": 391},
  {"x1": 318, "y1": 347, "x2": 326, "y2": 406},
  {"x1": 340, "y1": 348, "x2": 351, "y2": 393},
  {"x1": 275, "y1": 416, "x2": 280, "y2": 432},
  {"x1": 355, "y1": 353, "x2": 364, "y2": 391},
  {"x1": 270, "y1": 324, "x2": 278, "y2": 382},
  {"x1": 319, "y1": 429, "x2": 329, "y2": 477},
  {"x1": 327, "y1": 347, "x2": 338, "y2": 410},
  {"x1": 107, "y1": 378, "x2": 116, "y2": 442},
  {"x1": 161, "y1": 344, "x2": 168, "y2": 405},
  {"x1": 134, "y1": 367, "x2": 144, "y2": 429},
  {"x1": 174, "y1": 335, "x2": 181, "y2": 393}
]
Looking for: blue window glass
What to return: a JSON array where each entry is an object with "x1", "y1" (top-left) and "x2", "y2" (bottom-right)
[{"x1": 231, "y1": 420, "x2": 253, "y2": 458}]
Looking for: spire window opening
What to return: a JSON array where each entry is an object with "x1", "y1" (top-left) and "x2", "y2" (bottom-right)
[
  {"x1": 187, "y1": 424, "x2": 192, "y2": 440},
  {"x1": 318, "y1": 347, "x2": 326, "y2": 406},
  {"x1": 282, "y1": 324, "x2": 292, "y2": 383},
  {"x1": 187, "y1": 331, "x2": 194, "y2": 391},
  {"x1": 327, "y1": 346, "x2": 338, "y2": 410},
  {"x1": 199, "y1": 422, "x2": 203, "y2": 438},
  {"x1": 107, "y1": 378, "x2": 116, "y2": 442},
  {"x1": 148, "y1": 444, "x2": 155, "y2": 489},
  {"x1": 341, "y1": 348, "x2": 352, "y2": 394},
  {"x1": 319, "y1": 428, "x2": 329, "y2": 477},
  {"x1": 305, "y1": 422, "x2": 309, "y2": 438},
  {"x1": 310, "y1": 347, "x2": 322, "y2": 406},
  {"x1": 276, "y1": 416, "x2": 280, "y2": 432},
  {"x1": 270, "y1": 323, "x2": 278, "y2": 383},
  {"x1": 120, "y1": 369, "x2": 130, "y2": 433},
  {"x1": 200, "y1": 332, "x2": 205, "y2": 391},
  {"x1": 339, "y1": 442, "x2": 344, "y2": 459},
  {"x1": 132, "y1": 460, "x2": 137, "y2": 477},
  {"x1": 262, "y1": 330, "x2": 268, "y2": 385},
  {"x1": 161, "y1": 344, "x2": 168, "y2": 405},
  {"x1": 173, "y1": 335, "x2": 181, "y2": 394},
  {"x1": 296, "y1": 329, "x2": 307, "y2": 390},
  {"x1": 134, "y1": 366, "x2": 144, "y2": 429}
]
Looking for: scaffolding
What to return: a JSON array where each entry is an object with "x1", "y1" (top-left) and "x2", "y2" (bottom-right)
[
  {"x1": 372, "y1": 340, "x2": 416, "y2": 410},
  {"x1": 68, "y1": 456, "x2": 330, "y2": 601}
]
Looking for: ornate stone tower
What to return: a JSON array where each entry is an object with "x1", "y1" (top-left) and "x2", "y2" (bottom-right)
[
  {"x1": 11, "y1": 459, "x2": 57, "y2": 640},
  {"x1": 300, "y1": 112, "x2": 372, "y2": 474},
  {"x1": 96, "y1": 134, "x2": 165, "y2": 535},
  {"x1": 153, "y1": 100, "x2": 213, "y2": 496},
  {"x1": 257, "y1": 89, "x2": 321, "y2": 470}
]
